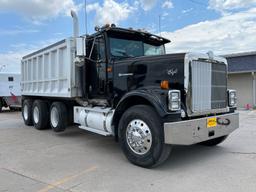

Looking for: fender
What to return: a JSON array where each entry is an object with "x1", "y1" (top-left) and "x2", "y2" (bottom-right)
[
  {"x1": 115, "y1": 89, "x2": 169, "y2": 118},
  {"x1": 112, "y1": 89, "x2": 181, "y2": 139}
]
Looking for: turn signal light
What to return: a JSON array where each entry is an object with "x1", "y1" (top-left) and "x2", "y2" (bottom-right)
[
  {"x1": 107, "y1": 67, "x2": 112, "y2": 73},
  {"x1": 160, "y1": 80, "x2": 169, "y2": 90}
]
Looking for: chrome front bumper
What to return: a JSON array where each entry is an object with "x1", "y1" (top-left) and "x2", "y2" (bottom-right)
[{"x1": 164, "y1": 112, "x2": 239, "y2": 145}]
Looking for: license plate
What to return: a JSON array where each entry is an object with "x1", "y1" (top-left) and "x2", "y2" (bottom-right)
[{"x1": 207, "y1": 117, "x2": 217, "y2": 128}]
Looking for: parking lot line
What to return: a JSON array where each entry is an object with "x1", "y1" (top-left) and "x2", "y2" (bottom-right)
[{"x1": 37, "y1": 166, "x2": 97, "y2": 192}]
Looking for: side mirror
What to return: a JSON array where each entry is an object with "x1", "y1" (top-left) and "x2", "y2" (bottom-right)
[{"x1": 76, "y1": 37, "x2": 86, "y2": 56}]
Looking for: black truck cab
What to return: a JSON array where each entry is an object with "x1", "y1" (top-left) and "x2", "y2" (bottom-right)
[{"x1": 84, "y1": 26, "x2": 182, "y2": 116}]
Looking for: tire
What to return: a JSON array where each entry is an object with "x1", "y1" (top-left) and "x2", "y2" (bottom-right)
[
  {"x1": 9, "y1": 107, "x2": 16, "y2": 111},
  {"x1": 0, "y1": 100, "x2": 2, "y2": 113},
  {"x1": 32, "y1": 100, "x2": 49, "y2": 130},
  {"x1": 22, "y1": 99, "x2": 33, "y2": 126},
  {"x1": 199, "y1": 135, "x2": 228, "y2": 146},
  {"x1": 119, "y1": 105, "x2": 172, "y2": 168},
  {"x1": 50, "y1": 102, "x2": 67, "y2": 132}
]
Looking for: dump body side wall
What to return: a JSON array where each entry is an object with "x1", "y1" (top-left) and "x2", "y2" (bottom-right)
[{"x1": 21, "y1": 38, "x2": 81, "y2": 98}]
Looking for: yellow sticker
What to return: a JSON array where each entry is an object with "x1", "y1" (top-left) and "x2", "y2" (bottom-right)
[{"x1": 207, "y1": 117, "x2": 217, "y2": 128}]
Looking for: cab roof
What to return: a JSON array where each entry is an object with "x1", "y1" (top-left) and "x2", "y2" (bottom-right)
[{"x1": 86, "y1": 26, "x2": 171, "y2": 45}]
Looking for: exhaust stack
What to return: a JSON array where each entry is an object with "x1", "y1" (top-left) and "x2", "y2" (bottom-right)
[{"x1": 71, "y1": 10, "x2": 79, "y2": 38}]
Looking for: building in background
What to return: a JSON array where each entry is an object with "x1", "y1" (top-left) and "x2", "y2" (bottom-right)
[{"x1": 225, "y1": 52, "x2": 256, "y2": 109}]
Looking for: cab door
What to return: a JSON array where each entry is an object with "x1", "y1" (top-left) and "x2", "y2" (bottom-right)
[{"x1": 87, "y1": 36, "x2": 108, "y2": 98}]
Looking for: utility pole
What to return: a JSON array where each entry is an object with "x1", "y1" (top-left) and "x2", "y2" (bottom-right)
[
  {"x1": 85, "y1": 0, "x2": 88, "y2": 35},
  {"x1": 158, "y1": 14, "x2": 162, "y2": 36}
]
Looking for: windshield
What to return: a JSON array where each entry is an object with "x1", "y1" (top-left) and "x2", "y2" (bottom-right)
[{"x1": 109, "y1": 37, "x2": 165, "y2": 58}]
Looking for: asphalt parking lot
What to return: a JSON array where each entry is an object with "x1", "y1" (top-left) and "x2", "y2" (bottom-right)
[{"x1": 0, "y1": 110, "x2": 255, "y2": 192}]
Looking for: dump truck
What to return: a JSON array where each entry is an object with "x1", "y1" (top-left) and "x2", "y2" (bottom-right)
[
  {"x1": 0, "y1": 72, "x2": 21, "y2": 112},
  {"x1": 21, "y1": 11, "x2": 239, "y2": 167}
]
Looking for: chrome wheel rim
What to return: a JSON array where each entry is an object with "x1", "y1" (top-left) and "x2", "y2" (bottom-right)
[
  {"x1": 126, "y1": 119, "x2": 152, "y2": 155},
  {"x1": 50, "y1": 107, "x2": 58, "y2": 128},
  {"x1": 23, "y1": 104, "x2": 28, "y2": 120},
  {"x1": 33, "y1": 106, "x2": 39, "y2": 124}
]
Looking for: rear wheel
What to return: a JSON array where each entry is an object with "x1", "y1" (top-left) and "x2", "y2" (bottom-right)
[
  {"x1": 50, "y1": 102, "x2": 67, "y2": 132},
  {"x1": 32, "y1": 100, "x2": 49, "y2": 130},
  {"x1": 199, "y1": 135, "x2": 228, "y2": 146},
  {"x1": 119, "y1": 105, "x2": 172, "y2": 168},
  {"x1": 22, "y1": 99, "x2": 33, "y2": 126}
]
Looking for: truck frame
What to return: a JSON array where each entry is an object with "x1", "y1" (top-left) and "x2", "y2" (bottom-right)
[{"x1": 21, "y1": 11, "x2": 239, "y2": 167}]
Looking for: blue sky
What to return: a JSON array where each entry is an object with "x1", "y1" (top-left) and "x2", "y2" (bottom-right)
[{"x1": 0, "y1": 0, "x2": 256, "y2": 72}]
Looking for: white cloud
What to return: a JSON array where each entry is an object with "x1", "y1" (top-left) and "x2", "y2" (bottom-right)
[
  {"x1": 162, "y1": 0, "x2": 173, "y2": 9},
  {"x1": 0, "y1": 0, "x2": 81, "y2": 22},
  {"x1": 87, "y1": 2, "x2": 100, "y2": 13},
  {"x1": 0, "y1": 28, "x2": 39, "y2": 36},
  {"x1": 182, "y1": 8, "x2": 193, "y2": 14},
  {"x1": 162, "y1": 8, "x2": 256, "y2": 55},
  {"x1": 87, "y1": 0, "x2": 134, "y2": 25},
  {"x1": 0, "y1": 52, "x2": 25, "y2": 73},
  {"x1": 209, "y1": 0, "x2": 256, "y2": 13},
  {"x1": 162, "y1": 12, "x2": 169, "y2": 17},
  {"x1": 0, "y1": 38, "x2": 61, "y2": 73},
  {"x1": 139, "y1": 0, "x2": 157, "y2": 11}
]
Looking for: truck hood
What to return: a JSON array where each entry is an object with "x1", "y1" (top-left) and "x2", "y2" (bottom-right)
[{"x1": 113, "y1": 53, "x2": 186, "y2": 93}]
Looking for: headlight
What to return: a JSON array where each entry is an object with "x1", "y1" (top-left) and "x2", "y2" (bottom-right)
[
  {"x1": 168, "y1": 90, "x2": 181, "y2": 111},
  {"x1": 228, "y1": 90, "x2": 237, "y2": 107}
]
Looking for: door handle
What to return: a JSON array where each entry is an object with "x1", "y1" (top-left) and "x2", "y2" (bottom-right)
[{"x1": 118, "y1": 73, "x2": 134, "y2": 77}]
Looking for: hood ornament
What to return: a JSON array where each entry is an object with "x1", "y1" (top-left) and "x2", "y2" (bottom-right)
[{"x1": 167, "y1": 68, "x2": 178, "y2": 76}]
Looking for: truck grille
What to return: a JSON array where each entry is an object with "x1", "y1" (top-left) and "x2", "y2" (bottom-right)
[{"x1": 191, "y1": 60, "x2": 227, "y2": 113}]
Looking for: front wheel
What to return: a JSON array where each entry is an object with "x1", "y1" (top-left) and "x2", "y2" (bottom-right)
[
  {"x1": 119, "y1": 105, "x2": 172, "y2": 168},
  {"x1": 199, "y1": 135, "x2": 228, "y2": 146}
]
